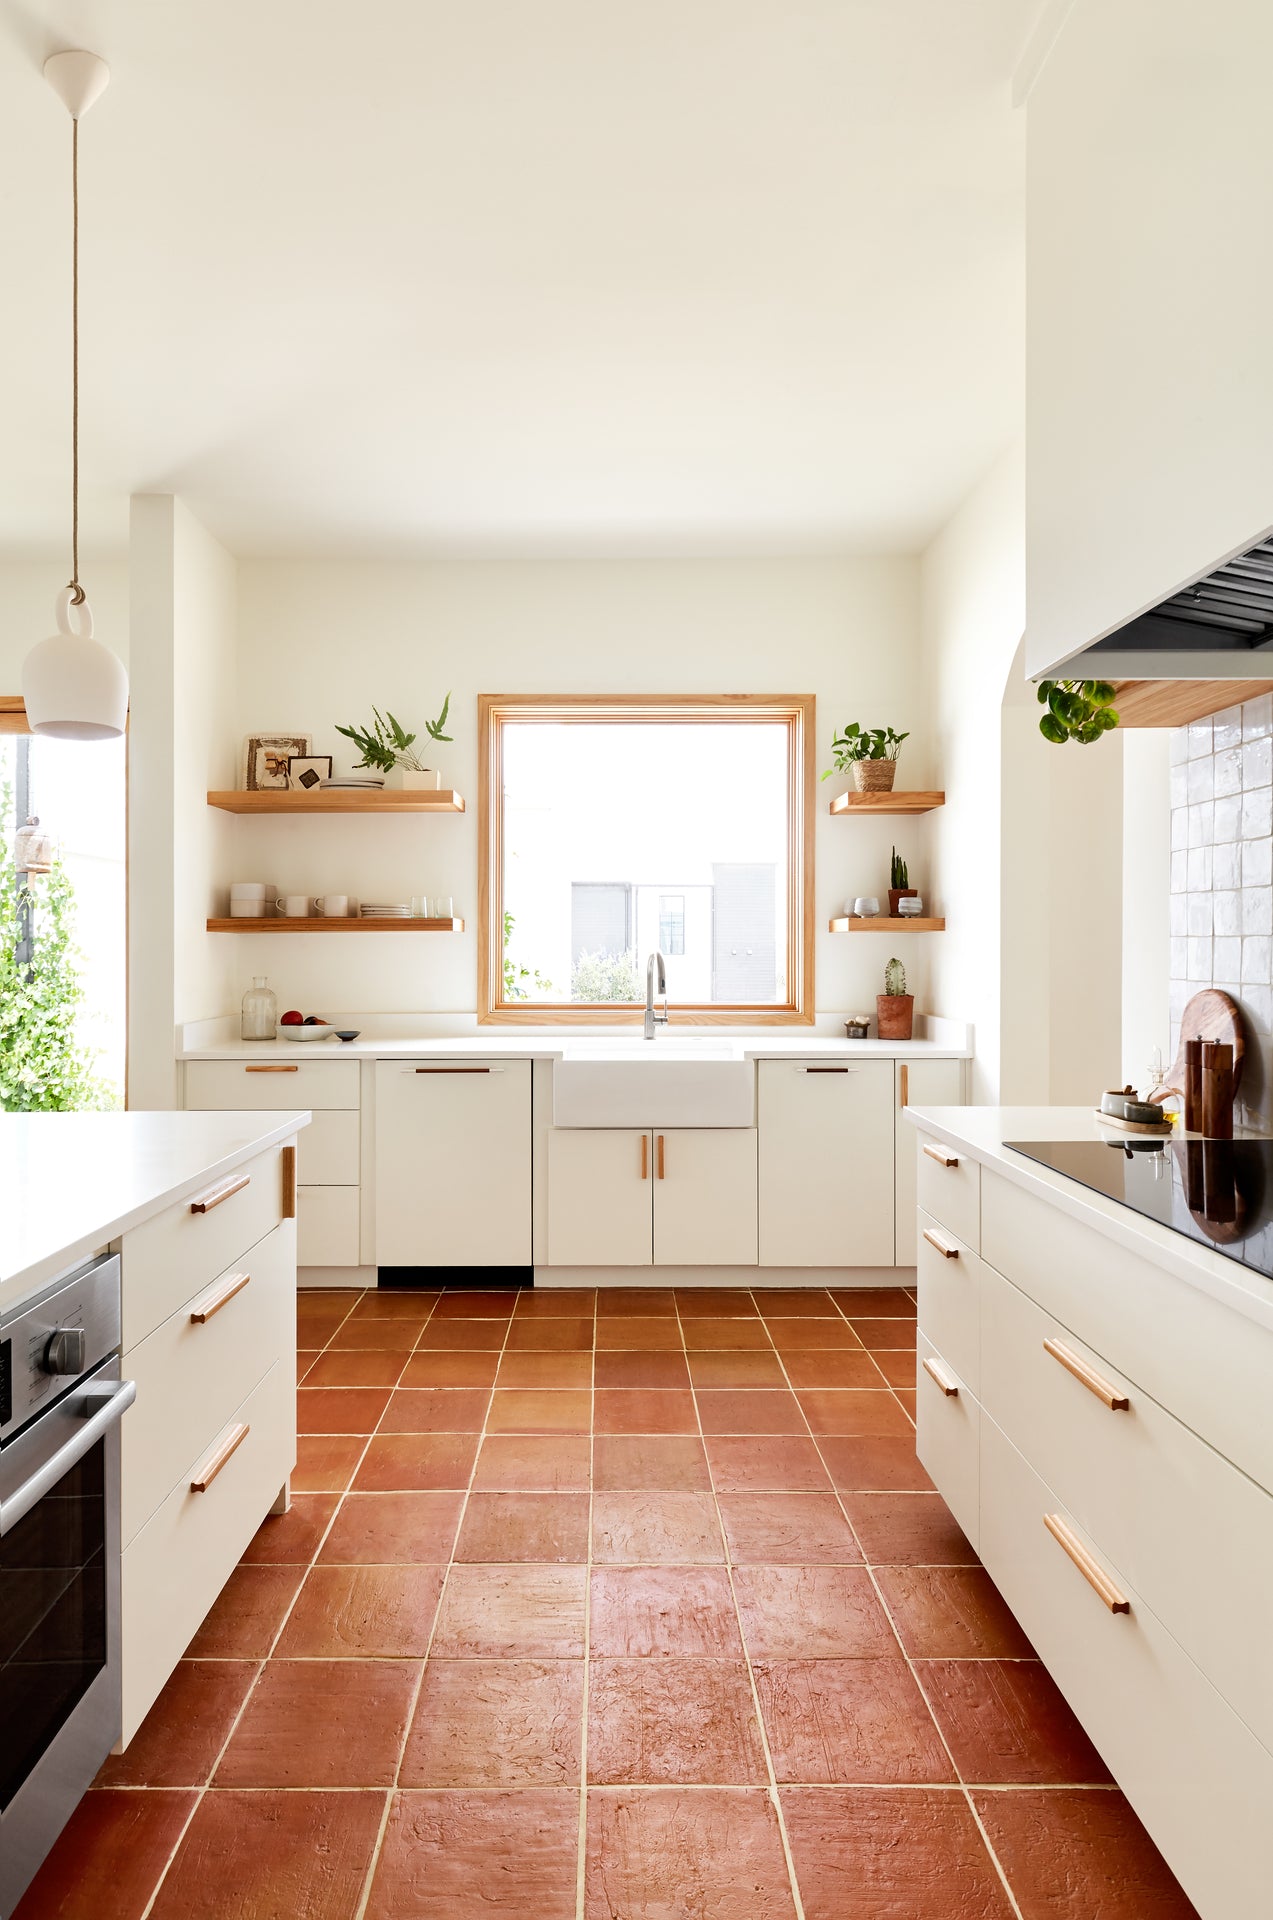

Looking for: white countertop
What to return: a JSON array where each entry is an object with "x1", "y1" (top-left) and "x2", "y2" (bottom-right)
[
  {"x1": 0, "y1": 1110, "x2": 310, "y2": 1312},
  {"x1": 179, "y1": 1033, "x2": 971, "y2": 1063},
  {"x1": 906, "y1": 1105, "x2": 1273, "y2": 1335}
]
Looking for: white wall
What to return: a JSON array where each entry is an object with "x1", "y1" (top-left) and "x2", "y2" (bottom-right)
[{"x1": 1025, "y1": 0, "x2": 1273, "y2": 675}]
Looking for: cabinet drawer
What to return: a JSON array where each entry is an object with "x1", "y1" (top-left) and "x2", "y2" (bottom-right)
[
  {"x1": 121, "y1": 1221, "x2": 295, "y2": 1547},
  {"x1": 915, "y1": 1208, "x2": 980, "y2": 1392},
  {"x1": 298, "y1": 1186, "x2": 360, "y2": 1267},
  {"x1": 186, "y1": 1058, "x2": 360, "y2": 1109},
  {"x1": 915, "y1": 1329, "x2": 979, "y2": 1551},
  {"x1": 297, "y1": 1109, "x2": 360, "y2": 1186},
  {"x1": 979, "y1": 1412, "x2": 1273, "y2": 1920},
  {"x1": 121, "y1": 1358, "x2": 293, "y2": 1744},
  {"x1": 121, "y1": 1144, "x2": 286, "y2": 1348},
  {"x1": 980, "y1": 1259, "x2": 1273, "y2": 1753},
  {"x1": 915, "y1": 1131, "x2": 980, "y2": 1249}
]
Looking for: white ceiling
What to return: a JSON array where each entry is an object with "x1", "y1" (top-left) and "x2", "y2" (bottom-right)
[{"x1": 0, "y1": 1, "x2": 1031, "y2": 560}]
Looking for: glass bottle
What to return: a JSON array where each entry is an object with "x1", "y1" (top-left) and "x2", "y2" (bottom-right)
[{"x1": 241, "y1": 976, "x2": 278, "y2": 1041}]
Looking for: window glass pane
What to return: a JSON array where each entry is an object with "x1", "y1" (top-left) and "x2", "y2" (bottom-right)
[{"x1": 501, "y1": 721, "x2": 789, "y2": 1005}]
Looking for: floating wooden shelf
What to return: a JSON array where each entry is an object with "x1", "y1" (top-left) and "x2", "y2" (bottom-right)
[
  {"x1": 206, "y1": 789, "x2": 465, "y2": 814},
  {"x1": 1110, "y1": 680, "x2": 1273, "y2": 729},
  {"x1": 207, "y1": 917, "x2": 465, "y2": 933},
  {"x1": 829, "y1": 916, "x2": 945, "y2": 933},
  {"x1": 829, "y1": 790, "x2": 944, "y2": 816}
]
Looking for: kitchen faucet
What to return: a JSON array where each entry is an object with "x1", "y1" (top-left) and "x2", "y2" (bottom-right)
[{"x1": 644, "y1": 949, "x2": 669, "y2": 1040}]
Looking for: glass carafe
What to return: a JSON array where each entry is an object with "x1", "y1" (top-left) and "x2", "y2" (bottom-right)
[{"x1": 241, "y1": 976, "x2": 278, "y2": 1041}]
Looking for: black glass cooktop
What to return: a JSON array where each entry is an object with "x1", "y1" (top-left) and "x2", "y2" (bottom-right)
[{"x1": 1006, "y1": 1138, "x2": 1273, "y2": 1282}]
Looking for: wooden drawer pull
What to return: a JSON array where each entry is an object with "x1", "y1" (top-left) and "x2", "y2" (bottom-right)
[
  {"x1": 282, "y1": 1144, "x2": 296, "y2": 1220},
  {"x1": 899, "y1": 1063, "x2": 909, "y2": 1107},
  {"x1": 922, "y1": 1142, "x2": 959, "y2": 1168},
  {"x1": 1044, "y1": 1512, "x2": 1131, "y2": 1613},
  {"x1": 191, "y1": 1423, "x2": 250, "y2": 1492},
  {"x1": 922, "y1": 1227, "x2": 960, "y2": 1259},
  {"x1": 656, "y1": 1133, "x2": 665, "y2": 1179},
  {"x1": 189, "y1": 1173, "x2": 250, "y2": 1215},
  {"x1": 245, "y1": 1064, "x2": 298, "y2": 1073},
  {"x1": 640, "y1": 1134, "x2": 649, "y2": 1180},
  {"x1": 1043, "y1": 1337, "x2": 1130, "y2": 1411},
  {"x1": 189, "y1": 1271, "x2": 251, "y2": 1323},
  {"x1": 922, "y1": 1355, "x2": 959, "y2": 1396}
]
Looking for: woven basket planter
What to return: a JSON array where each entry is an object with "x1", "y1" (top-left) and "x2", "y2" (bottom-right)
[{"x1": 853, "y1": 760, "x2": 897, "y2": 794}]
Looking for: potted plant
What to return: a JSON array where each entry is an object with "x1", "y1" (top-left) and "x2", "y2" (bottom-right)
[
  {"x1": 1036, "y1": 680, "x2": 1119, "y2": 745},
  {"x1": 335, "y1": 697, "x2": 453, "y2": 789},
  {"x1": 888, "y1": 847, "x2": 917, "y2": 918},
  {"x1": 877, "y1": 956, "x2": 914, "y2": 1041},
  {"x1": 822, "y1": 722, "x2": 909, "y2": 794}
]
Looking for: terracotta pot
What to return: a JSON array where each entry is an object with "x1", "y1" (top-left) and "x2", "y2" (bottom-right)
[
  {"x1": 853, "y1": 759, "x2": 897, "y2": 794},
  {"x1": 888, "y1": 888, "x2": 918, "y2": 917},
  {"x1": 876, "y1": 993, "x2": 914, "y2": 1041}
]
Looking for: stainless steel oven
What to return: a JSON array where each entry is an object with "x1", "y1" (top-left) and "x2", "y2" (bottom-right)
[{"x1": 0, "y1": 1254, "x2": 134, "y2": 1919}]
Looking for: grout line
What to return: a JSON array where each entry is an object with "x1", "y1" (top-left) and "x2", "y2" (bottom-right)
[{"x1": 575, "y1": 1288, "x2": 598, "y2": 1920}]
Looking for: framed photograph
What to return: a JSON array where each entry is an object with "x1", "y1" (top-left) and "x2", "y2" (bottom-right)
[
  {"x1": 288, "y1": 753, "x2": 333, "y2": 793},
  {"x1": 243, "y1": 733, "x2": 311, "y2": 791}
]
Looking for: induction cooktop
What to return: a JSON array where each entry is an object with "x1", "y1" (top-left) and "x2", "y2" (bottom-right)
[{"x1": 1006, "y1": 1137, "x2": 1273, "y2": 1282}]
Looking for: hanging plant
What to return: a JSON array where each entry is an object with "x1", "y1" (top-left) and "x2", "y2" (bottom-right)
[{"x1": 1036, "y1": 680, "x2": 1120, "y2": 745}]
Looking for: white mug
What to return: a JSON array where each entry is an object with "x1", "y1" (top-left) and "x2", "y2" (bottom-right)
[
  {"x1": 230, "y1": 881, "x2": 269, "y2": 898},
  {"x1": 274, "y1": 894, "x2": 311, "y2": 918},
  {"x1": 314, "y1": 894, "x2": 349, "y2": 918}
]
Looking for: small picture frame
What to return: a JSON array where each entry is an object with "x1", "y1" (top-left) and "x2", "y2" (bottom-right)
[
  {"x1": 288, "y1": 754, "x2": 333, "y2": 793},
  {"x1": 243, "y1": 733, "x2": 312, "y2": 791}
]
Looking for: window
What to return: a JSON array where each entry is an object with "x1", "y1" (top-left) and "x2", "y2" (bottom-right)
[{"x1": 479, "y1": 695, "x2": 814, "y2": 1023}]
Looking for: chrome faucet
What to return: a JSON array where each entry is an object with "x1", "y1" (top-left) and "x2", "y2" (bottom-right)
[{"x1": 644, "y1": 949, "x2": 669, "y2": 1040}]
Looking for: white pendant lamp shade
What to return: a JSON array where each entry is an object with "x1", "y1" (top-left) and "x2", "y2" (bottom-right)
[{"x1": 24, "y1": 588, "x2": 128, "y2": 741}]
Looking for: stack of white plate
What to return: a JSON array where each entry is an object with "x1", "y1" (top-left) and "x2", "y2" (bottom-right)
[
  {"x1": 321, "y1": 777, "x2": 385, "y2": 790},
  {"x1": 360, "y1": 903, "x2": 411, "y2": 918}
]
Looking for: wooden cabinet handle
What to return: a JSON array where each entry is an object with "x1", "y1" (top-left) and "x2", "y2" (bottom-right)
[
  {"x1": 921, "y1": 1355, "x2": 959, "y2": 1396},
  {"x1": 191, "y1": 1423, "x2": 250, "y2": 1492},
  {"x1": 922, "y1": 1227, "x2": 960, "y2": 1259},
  {"x1": 245, "y1": 1064, "x2": 298, "y2": 1073},
  {"x1": 281, "y1": 1144, "x2": 297, "y2": 1220},
  {"x1": 1044, "y1": 1512, "x2": 1130, "y2": 1613},
  {"x1": 1043, "y1": 1338, "x2": 1130, "y2": 1411},
  {"x1": 189, "y1": 1173, "x2": 250, "y2": 1215},
  {"x1": 656, "y1": 1133, "x2": 665, "y2": 1179},
  {"x1": 922, "y1": 1142, "x2": 959, "y2": 1167},
  {"x1": 899, "y1": 1063, "x2": 909, "y2": 1107},
  {"x1": 189, "y1": 1271, "x2": 251, "y2": 1324},
  {"x1": 640, "y1": 1135, "x2": 649, "y2": 1180}
]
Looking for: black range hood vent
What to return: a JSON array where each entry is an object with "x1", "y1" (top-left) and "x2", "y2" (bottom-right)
[{"x1": 1089, "y1": 534, "x2": 1273, "y2": 657}]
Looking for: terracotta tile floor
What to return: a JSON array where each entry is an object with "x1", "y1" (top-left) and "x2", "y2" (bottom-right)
[{"x1": 17, "y1": 1284, "x2": 1201, "y2": 1920}]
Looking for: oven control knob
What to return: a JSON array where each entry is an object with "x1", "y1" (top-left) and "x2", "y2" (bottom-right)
[{"x1": 43, "y1": 1327, "x2": 87, "y2": 1376}]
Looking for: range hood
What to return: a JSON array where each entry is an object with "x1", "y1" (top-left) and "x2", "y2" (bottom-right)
[{"x1": 1072, "y1": 531, "x2": 1273, "y2": 680}]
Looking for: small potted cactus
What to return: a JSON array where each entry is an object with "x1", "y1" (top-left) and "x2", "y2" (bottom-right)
[
  {"x1": 888, "y1": 847, "x2": 917, "y2": 918},
  {"x1": 877, "y1": 956, "x2": 914, "y2": 1040}
]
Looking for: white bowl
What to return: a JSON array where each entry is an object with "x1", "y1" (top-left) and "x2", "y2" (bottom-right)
[{"x1": 279, "y1": 1022, "x2": 335, "y2": 1042}]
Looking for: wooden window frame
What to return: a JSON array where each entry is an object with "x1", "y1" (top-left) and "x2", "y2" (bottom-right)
[{"x1": 477, "y1": 693, "x2": 815, "y2": 1025}]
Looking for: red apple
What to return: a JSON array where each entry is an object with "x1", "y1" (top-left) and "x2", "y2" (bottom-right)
[{"x1": 280, "y1": 1009, "x2": 303, "y2": 1025}]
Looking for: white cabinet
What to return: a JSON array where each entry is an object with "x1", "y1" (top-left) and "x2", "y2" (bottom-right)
[
  {"x1": 374, "y1": 1060, "x2": 532, "y2": 1267},
  {"x1": 895, "y1": 1058, "x2": 964, "y2": 1263},
  {"x1": 653, "y1": 1129, "x2": 758, "y2": 1266},
  {"x1": 757, "y1": 1059, "x2": 894, "y2": 1266},
  {"x1": 546, "y1": 1127, "x2": 759, "y2": 1268}
]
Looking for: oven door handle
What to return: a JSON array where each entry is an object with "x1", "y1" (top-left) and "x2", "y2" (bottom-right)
[{"x1": 0, "y1": 1378, "x2": 136, "y2": 1538}]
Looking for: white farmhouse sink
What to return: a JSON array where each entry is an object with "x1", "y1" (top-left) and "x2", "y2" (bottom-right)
[{"x1": 552, "y1": 1037, "x2": 755, "y2": 1128}]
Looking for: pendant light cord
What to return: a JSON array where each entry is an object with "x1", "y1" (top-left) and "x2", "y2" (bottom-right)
[{"x1": 68, "y1": 114, "x2": 83, "y2": 607}]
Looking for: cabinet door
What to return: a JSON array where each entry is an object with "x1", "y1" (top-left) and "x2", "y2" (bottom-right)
[
  {"x1": 758, "y1": 1060, "x2": 894, "y2": 1266},
  {"x1": 546, "y1": 1129, "x2": 652, "y2": 1267},
  {"x1": 895, "y1": 1058, "x2": 964, "y2": 1264},
  {"x1": 654, "y1": 1129, "x2": 758, "y2": 1266},
  {"x1": 374, "y1": 1061, "x2": 532, "y2": 1266}
]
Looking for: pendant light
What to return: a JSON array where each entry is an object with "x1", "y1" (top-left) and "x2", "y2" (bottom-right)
[{"x1": 22, "y1": 50, "x2": 128, "y2": 741}]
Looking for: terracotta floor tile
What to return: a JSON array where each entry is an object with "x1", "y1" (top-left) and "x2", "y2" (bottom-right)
[
  {"x1": 896, "y1": 1388, "x2": 917, "y2": 1421},
  {"x1": 148, "y1": 1789, "x2": 384, "y2": 1920},
  {"x1": 431, "y1": 1288, "x2": 522, "y2": 1316},
  {"x1": 817, "y1": 1435, "x2": 936, "y2": 1493},
  {"x1": 497, "y1": 1350, "x2": 594, "y2": 1389},
  {"x1": 780, "y1": 1349, "x2": 889, "y2": 1389},
  {"x1": 717, "y1": 1492, "x2": 862, "y2": 1564},
  {"x1": 680, "y1": 1317, "x2": 774, "y2": 1350},
  {"x1": 756, "y1": 1658, "x2": 954, "y2": 1784},
  {"x1": 514, "y1": 1287, "x2": 597, "y2": 1316},
  {"x1": 417, "y1": 1318, "x2": 510, "y2": 1350},
  {"x1": 781, "y1": 1787, "x2": 1015, "y2": 1920},
  {"x1": 767, "y1": 1317, "x2": 863, "y2": 1350},
  {"x1": 319, "y1": 1490, "x2": 465, "y2": 1563},
  {"x1": 588, "y1": 1656, "x2": 767, "y2": 1784},
  {"x1": 297, "y1": 1384, "x2": 392, "y2": 1434},
  {"x1": 695, "y1": 1388, "x2": 808, "y2": 1434},
  {"x1": 432, "y1": 1564, "x2": 588, "y2": 1657},
  {"x1": 487, "y1": 1389, "x2": 592, "y2": 1433},
  {"x1": 840, "y1": 1491, "x2": 977, "y2": 1565},
  {"x1": 97, "y1": 1659, "x2": 257, "y2": 1787},
  {"x1": 378, "y1": 1386, "x2": 491, "y2": 1432},
  {"x1": 401, "y1": 1349, "x2": 501, "y2": 1387},
  {"x1": 676, "y1": 1289, "x2": 759, "y2": 1316},
  {"x1": 733, "y1": 1566, "x2": 895, "y2": 1658},
  {"x1": 401, "y1": 1659, "x2": 584, "y2": 1786},
  {"x1": 473, "y1": 1434, "x2": 593, "y2": 1491},
  {"x1": 456, "y1": 1491, "x2": 592, "y2": 1562},
  {"x1": 186, "y1": 1563, "x2": 303, "y2": 1658},
  {"x1": 705, "y1": 1435, "x2": 832, "y2": 1491},
  {"x1": 754, "y1": 1289, "x2": 835, "y2": 1315},
  {"x1": 594, "y1": 1389, "x2": 698, "y2": 1434},
  {"x1": 687, "y1": 1349, "x2": 787, "y2": 1387},
  {"x1": 240, "y1": 1492, "x2": 339, "y2": 1564},
  {"x1": 13, "y1": 1788, "x2": 198, "y2": 1920},
  {"x1": 592, "y1": 1434, "x2": 711, "y2": 1491},
  {"x1": 215, "y1": 1658, "x2": 419, "y2": 1786},
  {"x1": 919, "y1": 1660, "x2": 1112, "y2": 1785},
  {"x1": 597, "y1": 1287, "x2": 678, "y2": 1315},
  {"x1": 876, "y1": 1566, "x2": 1035, "y2": 1659},
  {"x1": 276, "y1": 1563, "x2": 446, "y2": 1657},
  {"x1": 354, "y1": 1432, "x2": 480, "y2": 1491},
  {"x1": 595, "y1": 1348, "x2": 690, "y2": 1389},
  {"x1": 294, "y1": 1433, "x2": 366, "y2": 1492},
  {"x1": 351, "y1": 1289, "x2": 440, "y2": 1318},
  {"x1": 296, "y1": 1309, "x2": 349, "y2": 1344},
  {"x1": 505, "y1": 1315, "x2": 596, "y2": 1351},
  {"x1": 798, "y1": 1389, "x2": 913, "y2": 1436},
  {"x1": 297, "y1": 1349, "x2": 321, "y2": 1382},
  {"x1": 365, "y1": 1789, "x2": 579, "y2": 1920},
  {"x1": 590, "y1": 1566, "x2": 743, "y2": 1656},
  {"x1": 327, "y1": 1317, "x2": 422, "y2": 1351},
  {"x1": 595, "y1": 1316, "x2": 685, "y2": 1350},
  {"x1": 829, "y1": 1288, "x2": 917, "y2": 1317},
  {"x1": 592, "y1": 1491, "x2": 725, "y2": 1564},
  {"x1": 973, "y1": 1787, "x2": 1201, "y2": 1918},
  {"x1": 850, "y1": 1316, "x2": 919, "y2": 1351},
  {"x1": 303, "y1": 1347, "x2": 406, "y2": 1388},
  {"x1": 870, "y1": 1349, "x2": 917, "y2": 1389},
  {"x1": 585, "y1": 1787, "x2": 797, "y2": 1920}
]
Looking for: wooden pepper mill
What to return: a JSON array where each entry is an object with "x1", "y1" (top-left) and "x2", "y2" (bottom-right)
[
  {"x1": 1183, "y1": 1038, "x2": 1204, "y2": 1131},
  {"x1": 1200, "y1": 1041, "x2": 1235, "y2": 1140}
]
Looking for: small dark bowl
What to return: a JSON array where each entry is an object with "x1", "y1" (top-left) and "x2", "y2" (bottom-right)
[{"x1": 334, "y1": 1029, "x2": 361, "y2": 1043}]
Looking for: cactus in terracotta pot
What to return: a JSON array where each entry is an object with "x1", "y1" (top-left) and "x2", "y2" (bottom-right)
[
  {"x1": 888, "y1": 847, "x2": 917, "y2": 917},
  {"x1": 877, "y1": 957, "x2": 914, "y2": 1041}
]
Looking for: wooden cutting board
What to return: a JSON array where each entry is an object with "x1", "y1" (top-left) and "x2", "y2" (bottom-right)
[{"x1": 1154, "y1": 988, "x2": 1245, "y2": 1101}]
